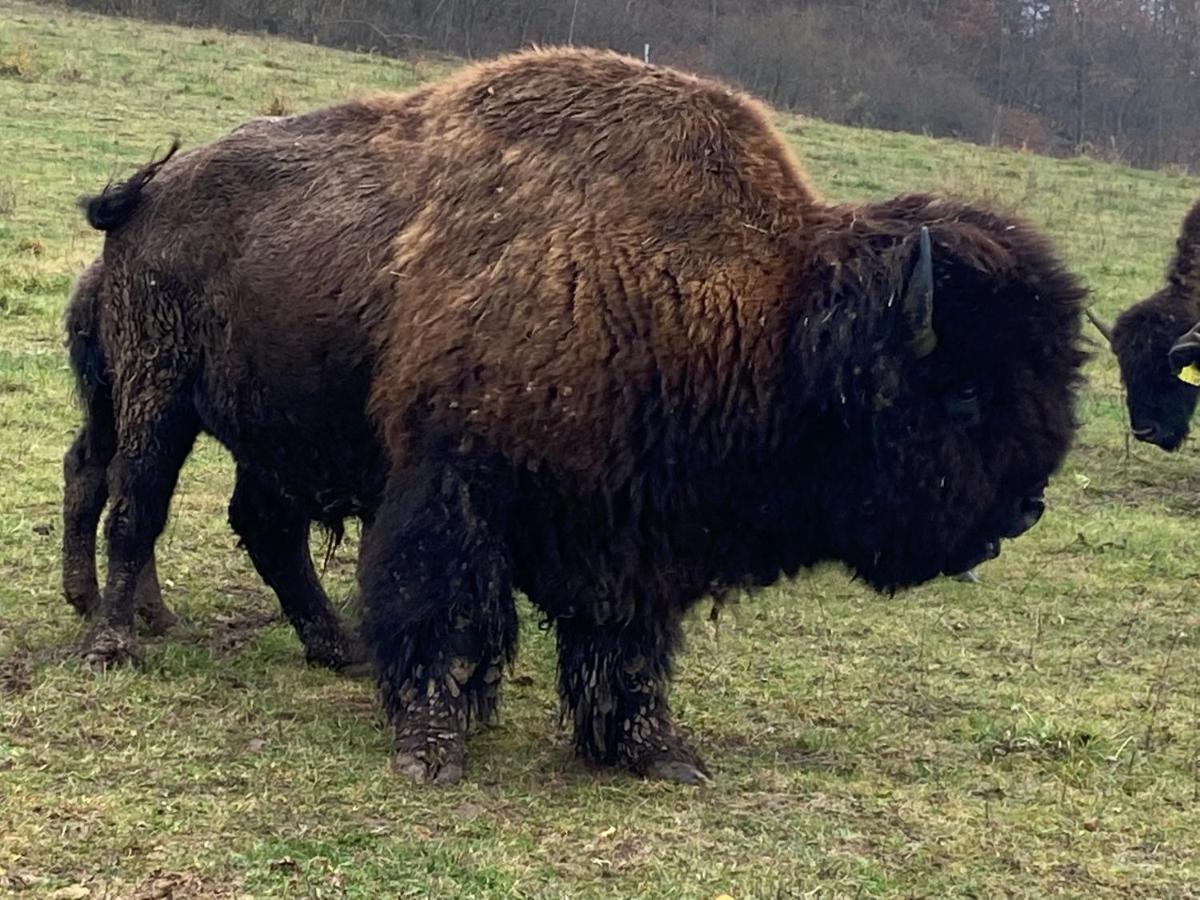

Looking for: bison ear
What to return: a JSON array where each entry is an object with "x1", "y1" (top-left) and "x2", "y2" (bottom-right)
[{"x1": 903, "y1": 226, "x2": 937, "y2": 358}]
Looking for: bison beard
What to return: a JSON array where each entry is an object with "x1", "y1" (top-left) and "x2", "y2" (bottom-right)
[{"x1": 75, "y1": 47, "x2": 1085, "y2": 784}]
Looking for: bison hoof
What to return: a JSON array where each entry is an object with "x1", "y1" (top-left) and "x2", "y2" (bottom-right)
[
  {"x1": 625, "y1": 731, "x2": 711, "y2": 785},
  {"x1": 303, "y1": 631, "x2": 369, "y2": 675},
  {"x1": 640, "y1": 756, "x2": 712, "y2": 785},
  {"x1": 81, "y1": 625, "x2": 141, "y2": 670},
  {"x1": 392, "y1": 720, "x2": 467, "y2": 786},
  {"x1": 136, "y1": 598, "x2": 179, "y2": 636},
  {"x1": 63, "y1": 584, "x2": 99, "y2": 619},
  {"x1": 65, "y1": 594, "x2": 94, "y2": 619}
]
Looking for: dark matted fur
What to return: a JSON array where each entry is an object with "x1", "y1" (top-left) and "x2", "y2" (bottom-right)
[
  {"x1": 62, "y1": 254, "x2": 369, "y2": 667},
  {"x1": 1107, "y1": 200, "x2": 1200, "y2": 450},
  {"x1": 66, "y1": 112, "x2": 393, "y2": 669},
  {"x1": 76, "y1": 48, "x2": 1086, "y2": 782},
  {"x1": 62, "y1": 262, "x2": 178, "y2": 636}
]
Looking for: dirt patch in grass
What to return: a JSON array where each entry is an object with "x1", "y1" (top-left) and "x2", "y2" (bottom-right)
[
  {"x1": 981, "y1": 728, "x2": 1100, "y2": 762},
  {"x1": 0, "y1": 643, "x2": 73, "y2": 694},
  {"x1": 0, "y1": 654, "x2": 32, "y2": 694},
  {"x1": 706, "y1": 731, "x2": 858, "y2": 775},
  {"x1": 129, "y1": 870, "x2": 243, "y2": 899},
  {"x1": 207, "y1": 608, "x2": 280, "y2": 656},
  {"x1": 1099, "y1": 474, "x2": 1200, "y2": 515}
]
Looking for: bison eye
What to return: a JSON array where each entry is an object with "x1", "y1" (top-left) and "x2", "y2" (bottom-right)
[{"x1": 942, "y1": 383, "x2": 983, "y2": 426}]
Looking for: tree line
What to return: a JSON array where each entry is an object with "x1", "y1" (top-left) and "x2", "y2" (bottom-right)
[{"x1": 58, "y1": 0, "x2": 1200, "y2": 171}]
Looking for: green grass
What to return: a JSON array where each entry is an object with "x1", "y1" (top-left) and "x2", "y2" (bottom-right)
[{"x1": 3, "y1": 1, "x2": 1200, "y2": 896}]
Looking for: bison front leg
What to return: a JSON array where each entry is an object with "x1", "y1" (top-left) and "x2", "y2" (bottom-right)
[
  {"x1": 556, "y1": 615, "x2": 710, "y2": 784},
  {"x1": 64, "y1": 417, "x2": 178, "y2": 635},
  {"x1": 228, "y1": 464, "x2": 365, "y2": 671},
  {"x1": 359, "y1": 465, "x2": 517, "y2": 786},
  {"x1": 83, "y1": 396, "x2": 199, "y2": 668}
]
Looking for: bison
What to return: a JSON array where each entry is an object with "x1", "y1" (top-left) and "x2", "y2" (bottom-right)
[
  {"x1": 63, "y1": 254, "x2": 371, "y2": 669},
  {"x1": 1087, "y1": 199, "x2": 1200, "y2": 450},
  {"x1": 64, "y1": 260, "x2": 179, "y2": 638},
  {"x1": 79, "y1": 48, "x2": 1085, "y2": 785}
]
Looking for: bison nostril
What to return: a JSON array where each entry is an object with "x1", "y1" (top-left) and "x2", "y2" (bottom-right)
[
  {"x1": 999, "y1": 494, "x2": 1046, "y2": 539},
  {"x1": 1022, "y1": 496, "x2": 1045, "y2": 518},
  {"x1": 1131, "y1": 421, "x2": 1160, "y2": 441}
]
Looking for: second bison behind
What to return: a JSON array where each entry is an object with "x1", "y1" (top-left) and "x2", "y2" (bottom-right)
[{"x1": 82, "y1": 47, "x2": 1086, "y2": 784}]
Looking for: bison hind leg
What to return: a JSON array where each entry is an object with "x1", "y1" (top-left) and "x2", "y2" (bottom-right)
[
  {"x1": 227, "y1": 465, "x2": 365, "y2": 672},
  {"x1": 64, "y1": 426, "x2": 178, "y2": 634},
  {"x1": 63, "y1": 422, "x2": 113, "y2": 618},
  {"x1": 63, "y1": 346, "x2": 178, "y2": 635},
  {"x1": 555, "y1": 614, "x2": 710, "y2": 785},
  {"x1": 84, "y1": 396, "x2": 199, "y2": 669},
  {"x1": 132, "y1": 556, "x2": 178, "y2": 635},
  {"x1": 359, "y1": 463, "x2": 518, "y2": 786}
]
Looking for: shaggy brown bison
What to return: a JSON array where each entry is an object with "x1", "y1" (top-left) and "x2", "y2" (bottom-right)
[
  {"x1": 62, "y1": 257, "x2": 368, "y2": 669},
  {"x1": 1088, "y1": 199, "x2": 1200, "y2": 450},
  {"x1": 80, "y1": 48, "x2": 1085, "y2": 785}
]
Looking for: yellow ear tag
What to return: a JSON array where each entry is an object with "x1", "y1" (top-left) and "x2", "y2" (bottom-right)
[{"x1": 1178, "y1": 363, "x2": 1200, "y2": 386}]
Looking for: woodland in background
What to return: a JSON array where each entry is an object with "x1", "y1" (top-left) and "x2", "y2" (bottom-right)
[{"x1": 51, "y1": 0, "x2": 1200, "y2": 170}]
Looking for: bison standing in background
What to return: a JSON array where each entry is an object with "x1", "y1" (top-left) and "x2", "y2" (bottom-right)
[
  {"x1": 78, "y1": 48, "x2": 1085, "y2": 785},
  {"x1": 63, "y1": 258, "x2": 368, "y2": 669},
  {"x1": 64, "y1": 260, "x2": 180, "y2": 639},
  {"x1": 68, "y1": 109, "x2": 395, "y2": 669},
  {"x1": 1088, "y1": 199, "x2": 1200, "y2": 450}
]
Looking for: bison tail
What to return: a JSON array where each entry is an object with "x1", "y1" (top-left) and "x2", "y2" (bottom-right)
[
  {"x1": 78, "y1": 140, "x2": 180, "y2": 232},
  {"x1": 1169, "y1": 198, "x2": 1200, "y2": 297},
  {"x1": 64, "y1": 263, "x2": 110, "y2": 418}
]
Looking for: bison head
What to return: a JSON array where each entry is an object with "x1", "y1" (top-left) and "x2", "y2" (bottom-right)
[
  {"x1": 1088, "y1": 199, "x2": 1200, "y2": 451},
  {"x1": 1090, "y1": 293, "x2": 1200, "y2": 451},
  {"x1": 789, "y1": 195, "x2": 1086, "y2": 591}
]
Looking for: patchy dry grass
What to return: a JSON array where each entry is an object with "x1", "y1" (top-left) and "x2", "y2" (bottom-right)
[{"x1": 2, "y1": 1, "x2": 1200, "y2": 896}]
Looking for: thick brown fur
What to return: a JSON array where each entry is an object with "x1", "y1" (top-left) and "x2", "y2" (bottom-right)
[
  {"x1": 76, "y1": 48, "x2": 1086, "y2": 782},
  {"x1": 1108, "y1": 198, "x2": 1200, "y2": 450},
  {"x1": 355, "y1": 49, "x2": 1085, "y2": 782}
]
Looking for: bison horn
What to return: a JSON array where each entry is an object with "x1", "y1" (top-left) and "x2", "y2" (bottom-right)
[
  {"x1": 1084, "y1": 308, "x2": 1114, "y2": 348},
  {"x1": 904, "y1": 225, "x2": 937, "y2": 358}
]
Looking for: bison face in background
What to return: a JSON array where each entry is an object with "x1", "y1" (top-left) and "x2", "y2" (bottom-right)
[
  {"x1": 1088, "y1": 198, "x2": 1200, "y2": 451},
  {"x1": 1106, "y1": 295, "x2": 1200, "y2": 451},
  {"x1": 795, "y1": 197, "x2": 1087, "y2": 591}
]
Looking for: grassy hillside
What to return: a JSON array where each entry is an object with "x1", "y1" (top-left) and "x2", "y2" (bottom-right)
[{"x1": 2, "y1": 2, "x2": 1200, "y2": 896}]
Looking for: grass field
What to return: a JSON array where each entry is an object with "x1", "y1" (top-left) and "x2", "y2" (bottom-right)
[{"x1": 3, "y1": 1, "x2": 1200, "y2": 896}]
